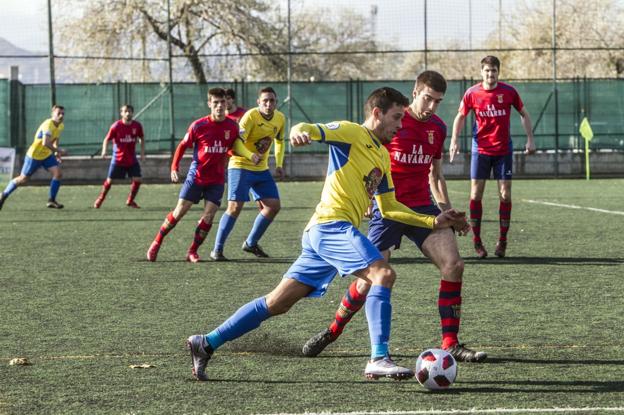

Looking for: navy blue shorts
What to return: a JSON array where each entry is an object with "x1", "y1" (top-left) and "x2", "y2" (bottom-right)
[
  {"x1": 470, "y1": 152, "x2": 513, "y2": 180},
  {"x1": 21, "y1": 155, "x2": 58, "y2": 176},
  {"x1": 179, "y1": 181, "x2": 224, "y2": 205},
  {"x1": 108, "y1": 162, "x2": 142, "y2": 179},
  {"x1": 367, "y1": 203, "x2": 441, "y2": 252},
  {"x1": 227, "y1": 168, "x2": 279, "y2": 202}
]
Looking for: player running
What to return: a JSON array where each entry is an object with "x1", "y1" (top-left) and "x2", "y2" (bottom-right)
[
  {"x1": 93, "y1": 104, "x2": 145, "y2": 209},
  {"x1": 302, "y1": 71, "x2": 486, "y2": 363},
  {"x1": 0, "y1": 105, "x2": 66, "y2": 210},
  {"x1": 449, "y1": 55, "x2": 535, "y2": 259},
  {"x1": 210, "y1": 86, "x2": 286, "y2": 261},
  {"x1": 186, "y1": 87, "x2": 468, "y2": 382},
  {"x1": 146, "y1": 88, "x2": 260, "y2": 263}
]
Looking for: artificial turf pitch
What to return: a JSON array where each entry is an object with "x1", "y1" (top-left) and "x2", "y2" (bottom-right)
[{"x1": 1, "y1": 179, "x2": 623, "y2": 414}]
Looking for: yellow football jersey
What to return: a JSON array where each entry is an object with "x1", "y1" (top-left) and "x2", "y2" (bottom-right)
[
  {"x1": 292, "y1": 121, "x2": 436, "y2": 231},
  {"x1": 229, "y1": 108, "x2": 286, "y2": 171},
  {"x1": 26, "y1": 118, "x2": 64, "y2": 160}
]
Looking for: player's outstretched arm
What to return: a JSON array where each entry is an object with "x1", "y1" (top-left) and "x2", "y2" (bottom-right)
[
  {"x1": 139, "y1": 135, "x2": 146, "y2": 162},
  {"x1": 101, "y1": 136, "x2": 110, "y2": 158},
  {"x1": 435, "y1": 209, "x2": 470, "y2": 235},
  {"x1": 170, "y1": 139, "x2": 190, "y2": 183},
  {"x1": 232, "y1": 138, "x2": 261, "y2": 163},
  {"x1": 449, "y1": 112, "x2": 466, "y2": 163},
  {"x1": 290, "y1": 122, "x2": 326, "y2": 147},
  {"x1": 429, "y1": 158, "x2": 452, "y2": 211},
  {"x1": 375, "y1": 192, "x2": 435, "y2": 229}
]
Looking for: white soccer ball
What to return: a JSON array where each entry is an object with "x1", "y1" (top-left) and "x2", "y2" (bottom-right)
[{"x1": 415, "y1": 348, "x2": 457, "y2": 390}]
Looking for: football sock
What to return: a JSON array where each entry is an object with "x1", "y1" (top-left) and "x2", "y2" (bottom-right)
[
  {"x1": 245, "y1": 212, "x2": 272, "y2": 247},
  {"x1": 499, "y1": 201, "x2": 512, "y2": 241},
  {"x1": 49, "y1": 178, "x2": 61, "y2": 200},
  {"x1": 328, "y1": 280, "x2": 367, "y2": 337},
  {"x1": 469, "y1": 199, "x2": 483, "y2": 243},
  {"x1": 154, "y1": 212, "x2": 177, "y2": 244},
  {"x1": 365, "y1": 285, "x2": 392, "y2": 359},
  {"x1": 205, "y1": 297, "x2": 270, "y2": 350},
  {"x1": 189, "y1": 219, "x2": 212, "y2": 253},
  {"x1": 98, "y1": 180, "x2": 111, "y2": 201},
  {"x1": 2, "y1": 179, "x2": 18, "y2": 198},
  {"x1": 127, "y1": 180, "x2": 141, "y2": 203},
  {"x1": 214, "y1": 213, "x2": 237, "y2": 252},
  {"x1": 439, "y1": 279, "x2": 462, "y2": 349}
]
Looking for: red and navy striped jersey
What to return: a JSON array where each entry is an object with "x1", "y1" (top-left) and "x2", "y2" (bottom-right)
[{"x1": 106, "y1": 120, "x2": 143, "y2": 167}]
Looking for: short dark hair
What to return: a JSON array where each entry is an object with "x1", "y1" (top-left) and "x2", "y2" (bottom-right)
[
  {"x1": 258, "y1": 86, "x2": 277, "y2": 97},
  {"x1": 415, "y1": 70, "x2": 447, "y2": 94},
  {"x1": 52, "y1": 104, "x2": 64, "y2": 111},
  {"x1": 225, "y1": 88, "x2": 236, "y2": 99},
  {"x1": 120, "y1": 104, "x2": 134, "y2": 112},
  {"x1": 481, "y1": 55, "x2": 500, "y2": 70},
  {"x1": 208, "y1": 87, "x2": 226, "y2": 99},
  {"x1": 364, "y1": 87, "x2": 409, "y2": 118}
]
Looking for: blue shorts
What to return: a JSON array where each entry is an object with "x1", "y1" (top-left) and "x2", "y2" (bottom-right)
[
  {"x1": 284, "y1": 221, "x2": 384, "y2": 298},
  {"x1": 108, "y1": 162, "x2": 142, "y2": 179},
  {"x1": 367, "y1": 203, "x2": 441, "y2": 252},
  {"x1": 179, "y1": 181, "x2": 225, "y2": 205},
  {"x1": 227, "y1": 168, "x2": 279, "y2": 202},
  {"x1": 21, "y1": 155, "x2": 58, "y2": 176},
  {"x1": 471, "y1": 152, "x2": 513, "y2": 180}
]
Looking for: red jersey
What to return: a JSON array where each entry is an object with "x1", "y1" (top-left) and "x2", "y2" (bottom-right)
[
  {"x1": 459, "y1": 81, "x2": 524, "y2": 156},
  {"x1": 385, "y1": 111, "x2": 447, "y2": 208},
  {"x1": 171, "y1": 115, "x2": 239, "y2": 186},
  {"x1": 106, "y1": 120, "x2": 144, "y2": 166},
  {"x1": 226, "y1": 107, "x2": 247, "y2": 124}
]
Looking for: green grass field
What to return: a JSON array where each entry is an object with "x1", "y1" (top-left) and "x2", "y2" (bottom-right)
[{"x1": 1, "y1": 179, "x2": 623, "y2": 415}]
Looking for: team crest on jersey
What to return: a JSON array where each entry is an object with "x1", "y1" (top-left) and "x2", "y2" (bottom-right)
[
  {"x1": 427, "y1": 130, "x2": 435, "y2": 144},
  {"x1": 363, "y1": 167, "x2": 382, "y2": 198},
  {"x1": 255, "y1": 136, "x2": 272, "y2": 154},
  {"x1": 224, "y1": 130, "x2": 231, "y2": 141},
  {"x1": 325, "y1": 122, "x2": 340, "y2": 130},
  {"x1": 497, "y1": 94, "x2": 504, "y2": 103}
]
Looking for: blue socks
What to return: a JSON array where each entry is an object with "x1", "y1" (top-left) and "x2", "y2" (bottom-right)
[
  {"x1": 205, "y1": 297, "x2": 271, "y2": 350},
  {"x1": 214, "y1": 213, "x2": 237, "y2": 252},
  {"x1": 49, "y1": 178, "x2": 61, "y2": 200},
  {"x1": 365, "y1": 285, "x2": 392, "y2": 359},
  {"x1": 2, "y1": 179, "x2": 17, "y2": 198},
  {"x1": 246, "y1": 213, "x2": 273, "y2": 247}
]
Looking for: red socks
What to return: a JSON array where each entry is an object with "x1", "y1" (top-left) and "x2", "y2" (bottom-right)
[
  {"x1": 499, "y1": 201, "x2": 512, "y2": 241},
  {"x1": 189, "y1": 220, "x2": 212, "y2": 253},
  {"x1": 469, "y1": 199, "x2": 483, "y2": 243},
  {"x1": 127, "y1": 180, "x2": 141, "y2": 203},
  {"x1": 328, "y1": 280, "x2": 368, "y2": 337},
  {"x1": 155, "y1": 212, "x2": 178, "y2": 244},
  {"x1": 439, "y1": 279, "x2": 462, "y2": 349}
]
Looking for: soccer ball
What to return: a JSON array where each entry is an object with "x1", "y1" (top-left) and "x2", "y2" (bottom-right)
[{"x1": 415, "y1": 348, "x2": 457, "y2": 390}]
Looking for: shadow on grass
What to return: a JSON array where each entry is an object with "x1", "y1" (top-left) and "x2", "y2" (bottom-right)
[
  {"x1": 137, "y1": 257, "x2": 296, "y2": 264},
  {"x1": 453, "y1": 379, "x2": 624, "y2": 393}
]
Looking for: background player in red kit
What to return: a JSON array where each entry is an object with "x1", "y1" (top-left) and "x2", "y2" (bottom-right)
[
  {"x1": 146, "y1": 88, "x2": 260, "y2": 263},
  {"x1": 94, "y1": 104, "x2": 145, "y2": 208},
  {"x1": 225, "y1": 88, "x2": 246, "y2": 123},
  {"x1": 449, "y1": 55, "x2": 535, "y2": 259},
  {"x1": 302, "y1": 71, "x2": 485, "y2": 363}
]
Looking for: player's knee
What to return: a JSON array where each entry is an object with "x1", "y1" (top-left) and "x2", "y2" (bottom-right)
[
  {"x1": 442, "y1": 258, "x2": 464, "y2": 281},
  {"x1": 265, "y1": 297, "x2": 293, "y2": 316},
  {"x1": 16, "y1": 175, "x2": 28, "y2": 185},
  {"x1": 355, "y1": 278, "x2": 372, "y2": 295},
  {"x1": 54, "y1": 171, "x2": 63, "y2": 179},
  {"x1": 370, "y1": 266, "x2": 396, "y2": 288}
]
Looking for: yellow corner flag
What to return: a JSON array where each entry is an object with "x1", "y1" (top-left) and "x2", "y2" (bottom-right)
[
  {"x1": 579, "y1": 117, "x2": 593, "y2": 141},
  {"x1": 579, "y1": 117, "x2": 593, "y2": 180}
]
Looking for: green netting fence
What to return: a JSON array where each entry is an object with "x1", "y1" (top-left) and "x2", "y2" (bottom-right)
[{"x1": 1, "y1": 78, "x2": 623, "y2": 155}]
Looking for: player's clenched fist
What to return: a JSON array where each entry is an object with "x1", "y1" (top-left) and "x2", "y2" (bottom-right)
[{"x1": 290, "y1": 132, "x2": 312, "y2": 147}]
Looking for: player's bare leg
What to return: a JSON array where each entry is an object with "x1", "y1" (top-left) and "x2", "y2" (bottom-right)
[
  {"x1": 94, "y1": 178, "x2": 112, "y2": 208},
  {"x1": 495, "y1": 180, "x2": 512, "y2": 258},
  {"x1": 242, "y1": 197, "x2": 280, "y2": 257},
  {"x1": 0, "y1": 174, "x2": 28, "y2": 210},
  {"x1": 469, "y1": 179, "x2": 487, "y2": 258},
  {"x1": 187, "y1": 201, "x2": 219, "y2": 263},
  {"x1": 147, "y1": 199, "x2": 192, "y2": 261}
]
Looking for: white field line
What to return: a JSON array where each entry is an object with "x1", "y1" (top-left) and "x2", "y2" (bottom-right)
[
  {"x1": 259, "y1": 407, "x2": 624, "y2": 415},
  {"x1": 523, "y1": 199, "x2": 624, "y2": 215}
]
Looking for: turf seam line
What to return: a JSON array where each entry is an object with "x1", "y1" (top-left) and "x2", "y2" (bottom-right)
[
  {"x1": 523, "y1": 199, "x2": 624, "y2": 215},
  {"x1": 259, "y1": 407, "x2": 624, "y2": 415}
]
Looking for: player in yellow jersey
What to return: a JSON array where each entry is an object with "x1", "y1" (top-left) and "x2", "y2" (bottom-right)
[
  {"x1": 186, "y1": 87, "x2": 468, "y2": 382},
  {"x1": 0, "y1": 105, "x2": 66, "y2": 210},
  {"x1": 210, "y1": 86, "x2": 286, "y2": 260}
]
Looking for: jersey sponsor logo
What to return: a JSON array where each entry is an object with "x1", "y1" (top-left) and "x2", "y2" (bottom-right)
[
  {"x1": 119, "y1": 135, "x2": 136, "y2": 143},
  {"x1": 427, "y1": 130, "x2": 435, "y2": 145},
  {"x1": 254, "y1": 137, "x2": 272, "y2": 154},
  {"x1": 478, "y1": 104, "x2": 507, "y2": 118},
  {"x1": 363, "y1": 167, "x2": 382, "y2": 198},
  {"x1": 392, "y1": 144, "x2": 432, "y2": 165},
  {"x1": 325, "y1": 122, "x2": 340, "y2": 130},
  {"x1": 204, "y1": 140, "x2": 228, "y2": 154},
  {"x1": 497, "y1": 94, "x2": 504, "y2": 104}
]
